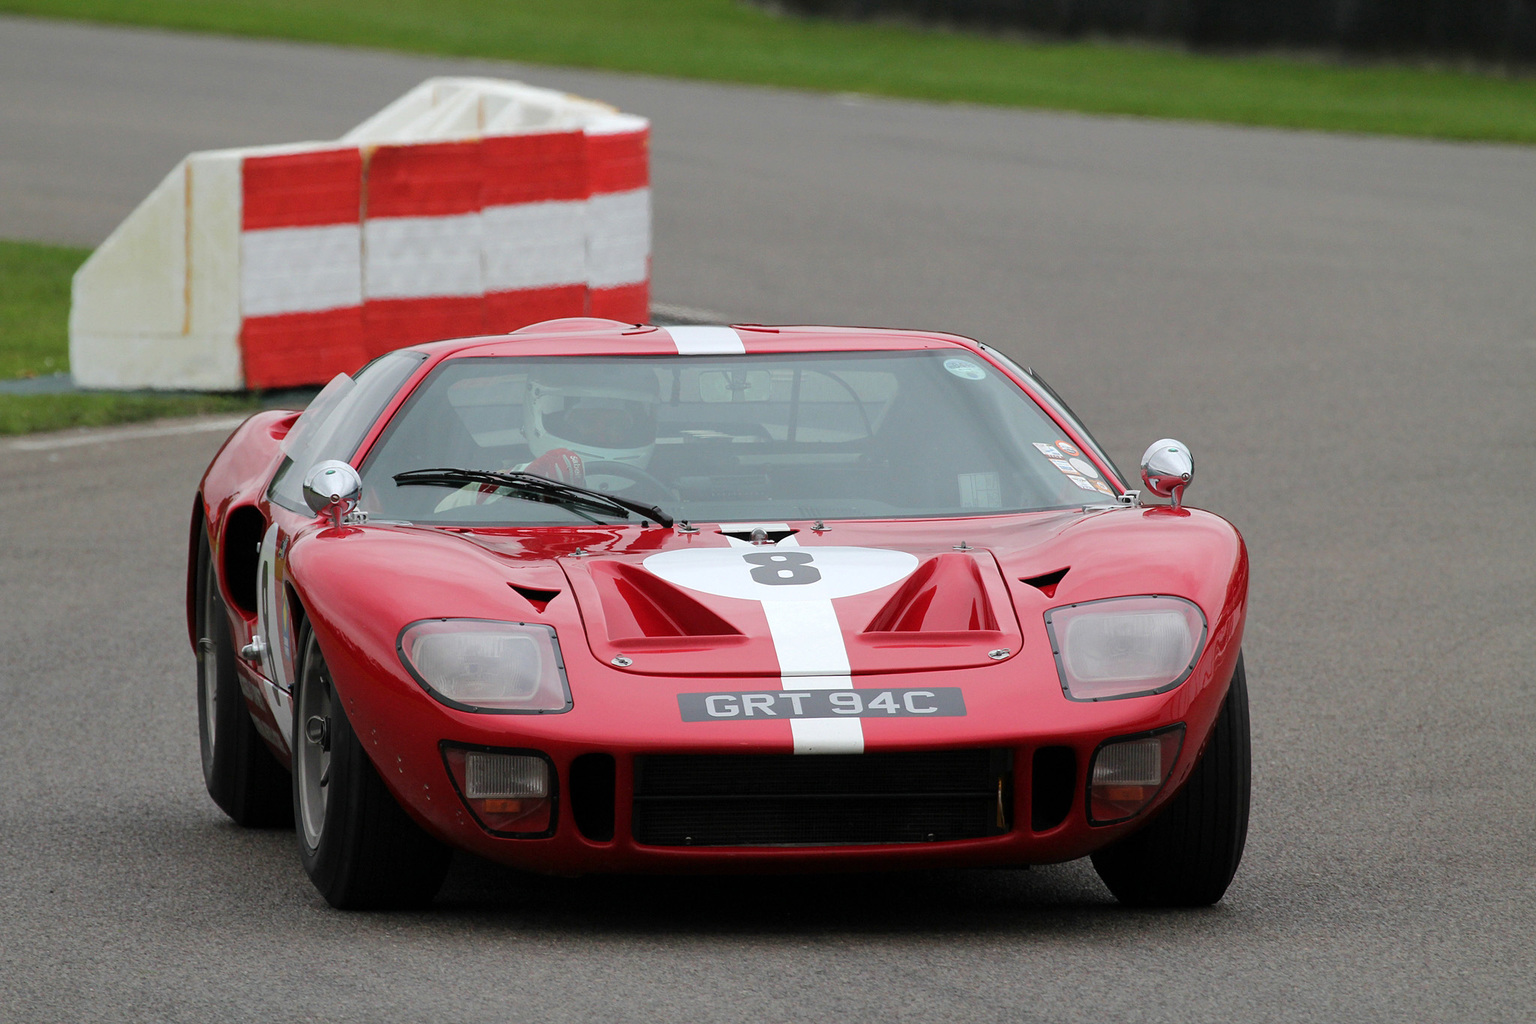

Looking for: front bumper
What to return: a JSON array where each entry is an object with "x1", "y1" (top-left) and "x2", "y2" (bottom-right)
[{"x1": 318, "y1": 613, "x2": 1241, "y2": 874}]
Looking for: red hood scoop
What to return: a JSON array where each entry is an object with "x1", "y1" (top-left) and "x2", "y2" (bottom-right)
[
  {"x1": 561, "y1": 544, "x2": 1024, "y2": 677},
  {"x1": 589, "y1": 561, "x2": 744, "y2": 643},
  {"x1": 863, "y1": 552, "x2": 1000, "y2": 634}
]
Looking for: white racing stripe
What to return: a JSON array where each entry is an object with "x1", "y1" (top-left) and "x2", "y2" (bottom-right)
[
  {"x1": 761, "y1": 602, "x2": 863, "y2": 754},
  {"x1": 664, "y1": 325, "x2": 745, "y2": 355},
  {"x1": 726, "y1": 529, "x2": 863, "y2": 754}
]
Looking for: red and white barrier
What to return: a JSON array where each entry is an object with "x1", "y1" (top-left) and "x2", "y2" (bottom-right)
[{"x1": 70, "y1": 78, "x2": 650, "y2": 390}]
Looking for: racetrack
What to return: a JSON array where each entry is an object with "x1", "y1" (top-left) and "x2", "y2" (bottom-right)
[{"x1": 2, "y1": 15, "x2": 1534, "y2": 1022}]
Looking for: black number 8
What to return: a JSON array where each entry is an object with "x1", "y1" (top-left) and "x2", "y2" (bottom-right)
[{"x1": 743, "y1": 551, "x2": 821, "y2": 586}]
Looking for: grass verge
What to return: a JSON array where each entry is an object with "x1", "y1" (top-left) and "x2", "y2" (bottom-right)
[
  {"x1": 3, "y1": 0, "x2": 1535, "y2": 142},
  {"x1": 0, "y1": 392, "x2": 260, "y2": 435},
  {"x1": 0, "y1": 239, "x2": 259, "y2": 436},
  {"x1": 0, "y1": 239, "x2": 82, "y2": 381}
]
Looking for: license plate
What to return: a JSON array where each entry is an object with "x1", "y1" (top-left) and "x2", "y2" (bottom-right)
[{"x1": 678, "y1": 687, "x2": 965, "y2": 722}]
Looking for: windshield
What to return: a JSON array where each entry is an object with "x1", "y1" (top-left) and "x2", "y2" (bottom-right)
[
  {"x1": 267, "y1": 350, "x2": 426, "y2": 513},
  {"x1": 357, "y1": 350, "x2": 1117, "y2": 525}
]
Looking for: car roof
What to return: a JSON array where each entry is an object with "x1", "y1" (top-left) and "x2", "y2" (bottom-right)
[{"x1": 402, "y1": 318, "x2": 986, "y2": 362}]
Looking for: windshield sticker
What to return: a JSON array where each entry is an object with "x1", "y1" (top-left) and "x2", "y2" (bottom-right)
[
  {"x1": 1055, "y1": 440, "x2": 1082, "y2": 457},
  {"x1": 943, "y1": 358, "x2": 987, "y2": 381},
  {"x1": 1039, "y1": 446, "x2": 1110, "y2": 492},
  {"x1": 958, "y1": 472, "x2": 1002, "y2": 509},
  {"x1": 680, "y1": 687, "x2": 966, "y2": 721}
]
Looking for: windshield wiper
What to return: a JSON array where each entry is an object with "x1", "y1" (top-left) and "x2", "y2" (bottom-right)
[{"x1": 393, "y1": 467, "x2": 674, "y2": 528}]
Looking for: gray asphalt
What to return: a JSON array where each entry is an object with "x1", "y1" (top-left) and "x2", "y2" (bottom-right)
[{"x1": 2, "y1": 14, "x2": 1534, "y2": 1023}]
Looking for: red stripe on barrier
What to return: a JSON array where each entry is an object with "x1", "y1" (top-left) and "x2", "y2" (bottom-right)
[
  {"x1": 242, "y1": 149, "x2": 362, "y2": 230},
  {"x1": 588, "y1": 280, "x2": 649, "y2": 325},
  {"x1": 363, "y1": 296, "x2": 486, "y2": 356},
  {"x1": 485, "y1": 286, "x2": 589, "y2": 334},
  {"x1": 240, "y1": 308, "x2": 367, "y2": 389},
  {"x1": 366, "y1": 141, "x2": 483, "y2": 219},
  {"x1": 482, "y1": 132, "x2": 588, "y2": 206},
  {"x1": 587, "y1": 129, "x2": 649, "y2": 195}
]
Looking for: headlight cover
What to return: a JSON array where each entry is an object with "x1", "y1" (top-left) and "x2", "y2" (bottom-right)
[
  {"x1": 1044, "y1": 596, "x2": 1207, "y2": 701},
  {"x1": 398, "y1": 619, "x2": 571, "y2": 713}
]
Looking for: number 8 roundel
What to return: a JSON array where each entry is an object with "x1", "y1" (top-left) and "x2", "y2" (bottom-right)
[
  {"x1": 644, "y1": 546, "x2": 918, "y2": 602},
  {"x1": 743, "y1": 551, "x2": 822, "y2": 586}
]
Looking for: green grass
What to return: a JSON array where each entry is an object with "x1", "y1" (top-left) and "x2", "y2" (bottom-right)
[
  {"x1": 4, "y1": 0, "x2": 1536, "y2": 142},
  {"x1": 0, "y1": 392, "x2": 260, "y2": 435},
  {"x1": 0, "y1": 239, "x2": 258, "y2": 435},
  {"x1": 0, "y1": 239, "x2": 82, "y2": 381}
]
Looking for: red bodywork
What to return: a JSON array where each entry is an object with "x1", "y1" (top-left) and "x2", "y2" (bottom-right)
[{"x1": 190, "y1": 321, "x2": 1248, "y2": 874}]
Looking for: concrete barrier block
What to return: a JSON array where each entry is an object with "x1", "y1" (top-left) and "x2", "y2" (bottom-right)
[{"x1": 71, "y1": 76, "x2": 651, "y2": 391}]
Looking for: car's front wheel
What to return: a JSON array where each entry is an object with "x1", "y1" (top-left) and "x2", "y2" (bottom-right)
[
  {"x1": 292, "y1": 620, "x2": 452, "y2": 910},
  {"x1": 195, "y1": 530, "x2": 291, "y2": 827},
  {"x1": 1091, "y1": 652, "x2": 1251, "y2": 907}
]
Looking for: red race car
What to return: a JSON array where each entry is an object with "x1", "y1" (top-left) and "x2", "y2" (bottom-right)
[{"x1": 189, "y1": 319, "x2": 1249, "y2": 910}]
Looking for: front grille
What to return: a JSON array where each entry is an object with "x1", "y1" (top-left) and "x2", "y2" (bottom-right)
[{"x1": 632, "y1": 750, "x2": 1011, "y2": 847}]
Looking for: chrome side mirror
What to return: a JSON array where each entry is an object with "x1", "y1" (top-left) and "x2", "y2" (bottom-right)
[
  {"x1": 1140, "y1": 439, "x2": 1193, "y2": 510},
  {"x1": 303, "y1": 460, "x2": 362, "y2": 527}
]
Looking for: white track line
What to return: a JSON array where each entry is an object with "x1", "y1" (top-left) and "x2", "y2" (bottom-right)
[{"x1": 8, "y1": 416, "x2": 249, "y2": 452}]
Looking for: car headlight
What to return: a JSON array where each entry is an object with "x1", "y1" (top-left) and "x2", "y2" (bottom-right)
[
  {"x1": 1044, "y1": 596, "x2": 1206, "y2": 701},
  {"x1": 398, "y1": 619, "x2": 570, "y2": 713}
]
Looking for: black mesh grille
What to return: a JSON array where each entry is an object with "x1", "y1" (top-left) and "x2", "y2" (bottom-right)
[{"x1": 632, "y1": 750, "x2": 1011, "y2": 847}]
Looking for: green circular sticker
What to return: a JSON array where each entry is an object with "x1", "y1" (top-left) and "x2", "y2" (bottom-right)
[{"x1": 944, "y1": 358, "x2": 987, "y2": 381}]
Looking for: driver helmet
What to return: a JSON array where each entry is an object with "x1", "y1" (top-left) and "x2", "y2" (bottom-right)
[{"x1": 524, "y1": 362, "x2": 659, "y2": 470}]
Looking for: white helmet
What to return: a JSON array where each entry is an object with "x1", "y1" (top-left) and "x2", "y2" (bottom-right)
[{"x1": 524, "y1": 363, "x2": 659, "y2": 469}]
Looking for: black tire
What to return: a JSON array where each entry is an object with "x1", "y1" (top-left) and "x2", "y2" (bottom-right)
[
  {"x1": 1091, "y1": 653, "x2": 1251, "y2": 907},
  {"x1": 195, "y1": 529, "x2": 292, "y2": 827},
  {"x1": 291, "y1": 621, "x2": 452, "y2": 910}
]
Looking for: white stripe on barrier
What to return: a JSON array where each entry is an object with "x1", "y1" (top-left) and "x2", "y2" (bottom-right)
[
  {"x1": 482, "y1": 200, "x2": 588, "y2": 291},
  {"x1": 240, "y1": 225, "x2": 363, "y2": 317},
  {"x1": 587, "y1": 188, "x2": 651, "y2": 288},
  {"x1": 665, "y1": 326, "x2": 745, "y2": 355},
  {"x1": 363, "y1": 213, "x2": 484, "y2": 299}
]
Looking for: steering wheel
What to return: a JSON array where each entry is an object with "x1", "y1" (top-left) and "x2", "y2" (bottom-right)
[{"x1": 581, "y1": 460, "x2": 679, "y2": 503}]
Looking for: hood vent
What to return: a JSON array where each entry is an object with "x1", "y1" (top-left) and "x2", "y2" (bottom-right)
[
  {"x1": 509, "y1": 582, "x2": 561, "y2": 613},
  {"x1": 1020, "y1": 567, "x2": 1070, "y2": 599},
  {"x1": 864, "y1": 553, "x2": 1000, "y2": 634},
  {"x1": 590, "y1": 561, "x2": 743, "y2": 642}
]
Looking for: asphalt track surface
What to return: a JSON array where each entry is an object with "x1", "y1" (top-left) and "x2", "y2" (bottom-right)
[{"x1": 2, "y1": 15, "x2": 1534, "y2": 1023}]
